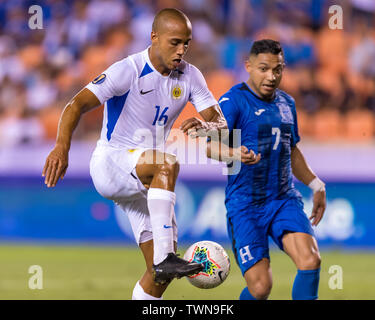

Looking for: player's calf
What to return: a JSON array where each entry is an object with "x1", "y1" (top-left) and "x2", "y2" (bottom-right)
[{"x1": 138, "y1": 239, "x2": 177, "y2": 298}]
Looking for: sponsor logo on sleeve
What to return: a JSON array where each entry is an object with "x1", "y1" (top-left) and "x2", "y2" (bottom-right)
[{"x1": 218, "y1": 97, "x2": 229, "y2": 104}]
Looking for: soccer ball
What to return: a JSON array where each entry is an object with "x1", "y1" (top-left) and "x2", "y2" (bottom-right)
[{"x1": 183, "y1": 240, "x2": 230, "y2": 289}]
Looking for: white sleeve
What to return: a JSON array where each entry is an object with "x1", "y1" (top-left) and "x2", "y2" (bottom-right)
[
  {"x1": 188, "y1": 65, "x2": 217, "y2": 112},
  {"x1": 85, "y1": 57, "x2": 136, "y2": 104}
]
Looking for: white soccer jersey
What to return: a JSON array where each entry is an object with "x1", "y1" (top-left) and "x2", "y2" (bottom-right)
[{"x1": 85, "y1": 47, "x2": 217, "y2": 149}]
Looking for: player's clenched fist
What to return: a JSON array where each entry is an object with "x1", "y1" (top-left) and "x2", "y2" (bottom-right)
[
  {"x1": 42, "y1": 145, "x2": 69, "y2": 188},
  {"x1": 234, "y1": 146, "x2": 261, "y2": 165},
  {"x1": 180, "y1": 117, "x2": 209, "y2": 137}
]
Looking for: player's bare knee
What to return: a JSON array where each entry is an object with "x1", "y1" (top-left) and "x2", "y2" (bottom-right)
[
  {"x1": 308, "y1": 252, "x2": 321, "y2": 269},
  {"x1": 165, "y1": 154, "x2": 180, "y2": 175},
  {"x1": 157, "y1": 156, "x2": 180, "y2": 178},
  {"x1": 246, "y1": 270, "x2": 273, "y2": 300},
  {"x1": 298, "y1": 252, "x2": 321, "y2": 270},
  {"x1": 249, "y1": 280, "x2": 272, "y2": 300}
]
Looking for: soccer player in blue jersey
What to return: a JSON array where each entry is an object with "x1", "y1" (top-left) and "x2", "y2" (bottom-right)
[{"x1": 207, "y1": 39, "x2": 326, "y2": 300}]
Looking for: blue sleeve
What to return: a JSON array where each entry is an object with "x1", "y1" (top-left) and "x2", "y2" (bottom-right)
[
  {"x1": 218, "y1": 93, "x2": 239, "y2": 132},
  {"x1": 291, "y1": 101, "x2": 300, "y2": 147}
]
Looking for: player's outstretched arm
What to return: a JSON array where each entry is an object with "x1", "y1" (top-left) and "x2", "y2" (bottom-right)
[
  {"x1": 42, "y1": 88, "x2": 101, "y2": 188},
  {"x1": 207, "y1": 142, "x2": 261, "y2": 165},
  {"x1": 291, "y1": 145, "x2": 326, "y2": 226}
]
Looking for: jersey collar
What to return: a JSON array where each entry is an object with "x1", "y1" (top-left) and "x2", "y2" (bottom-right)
[{"x1": 143, "y1": 46, "x2": 183, "y2": 78}]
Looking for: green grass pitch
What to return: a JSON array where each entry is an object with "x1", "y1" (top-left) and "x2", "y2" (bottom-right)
[{"x1": 1, "y1": 244, "x2": 374, "y2": 300}]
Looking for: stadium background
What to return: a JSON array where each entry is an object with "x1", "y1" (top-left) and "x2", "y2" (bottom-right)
[{"x1": 1, "y1": 0, "x2": 375, "y2": 300}]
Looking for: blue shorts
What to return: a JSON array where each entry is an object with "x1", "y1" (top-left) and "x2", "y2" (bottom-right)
[{"x1": 226, "y1": 197, "x2": 314, "y2": 275}]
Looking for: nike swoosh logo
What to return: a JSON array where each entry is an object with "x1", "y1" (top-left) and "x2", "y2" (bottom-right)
[
  {"x1": 163, "y1": 225, "x2": 172, "y2": 229},
  {"x1": 218, "y1": 97, "x2": 229, "y2": 104},
  {"x1": 140, "y1": 89, "x2": 154, "y2": 95},
  {"x1": 255, "y1": 109, "x2": 265, "y2": 116},
  {"x1": 218, "y1": 271, "x2": 224, "y2": 281}
]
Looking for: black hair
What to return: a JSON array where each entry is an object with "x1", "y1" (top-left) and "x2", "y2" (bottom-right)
[
  {"x1": 250, "y1": 39, "x2": 284, "y2": 56},
  {"x1": 152, "y1": 8, "x2": 189, "y2": 32}
]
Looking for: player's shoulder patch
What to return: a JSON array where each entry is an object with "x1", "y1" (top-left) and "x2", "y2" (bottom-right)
[
  {"x1": 276, "y1": 94, "x2": 294, "y2": 124},
  {"x1": 92, "y1": 74, "x2": 106, "y2": 85},
  {"x1": 277, "y1": 89, "x2": 295, "y2": 106}
]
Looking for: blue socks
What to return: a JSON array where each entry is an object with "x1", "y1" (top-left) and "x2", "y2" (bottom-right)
[
  {"x1": 239, "y1": 287, "x2": 257, "y2": 300},
  {"x1": 292, "y1": 268, "x2": 320, "y2": 300}
]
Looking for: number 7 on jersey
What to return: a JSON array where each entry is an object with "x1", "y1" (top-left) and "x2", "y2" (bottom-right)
[{"x1": 272, "y1": 127, "x2": 280, "y2": 150}]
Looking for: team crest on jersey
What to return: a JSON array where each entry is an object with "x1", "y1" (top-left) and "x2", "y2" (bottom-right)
[
  {"x1": 172, "y1": 85, "x2": 182, "y2": 99},
  {"x1": 92, "y1": 74, "x2": 106, "y2": 85},
  {"x1": 277, "y1": 103, "x2": 293, "y2": 124}
]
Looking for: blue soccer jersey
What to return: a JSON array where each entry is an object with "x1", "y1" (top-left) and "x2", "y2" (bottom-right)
[{"x1": 219, "y1": 82, "x2": 303, "y2": 208}]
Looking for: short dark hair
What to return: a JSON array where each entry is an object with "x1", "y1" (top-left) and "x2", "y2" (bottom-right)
[
  {"x1": 250, "y1": 39, "x2": 283, "y2": 57},
  {"x1": 152, "y1": 8, "x2": 189, "y2": 32}
]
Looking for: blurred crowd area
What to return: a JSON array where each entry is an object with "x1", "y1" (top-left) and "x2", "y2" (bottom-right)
[{"x1": 0, "y1": 0, "x2": 375, "y2": 147}]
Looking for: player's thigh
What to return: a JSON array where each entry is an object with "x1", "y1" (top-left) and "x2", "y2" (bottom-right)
[
  {"x1": 269, "y1": 197, "x2": 315, "y2": 251},
  {"x1": 282, "y1": 232, "x2": 321, "y2": 270},
  {"x1": 227, "y1": 209, "x2": 270, "y2": 276}
]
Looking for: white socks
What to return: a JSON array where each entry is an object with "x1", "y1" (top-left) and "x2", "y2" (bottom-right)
[
  {"x1": 132, "y1": 189, "x2": 175, "y2": 300},
  {"x1": 147, "y1": 188, "x2": 176, "y2": 265},
  {"x1": 132, "y1": 281, "x2": 163, "y2": 300}
]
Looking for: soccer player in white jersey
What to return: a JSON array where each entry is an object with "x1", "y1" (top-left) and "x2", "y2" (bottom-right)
[{"x1": 42, "y1": 8, "x2": 227, "y2": 300}]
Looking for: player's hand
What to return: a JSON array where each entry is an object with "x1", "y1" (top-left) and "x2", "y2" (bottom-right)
[
  {"x1": 180, "y1": 117, "x2": 208, "y2": 138},
  {"x1": 310, "y1": 190, "x2": 326, "y2": 226},
  {"x1": 235, "y1": 146, "x2": 261, "y2": 165},
  {"x1": 42, "y1": 144, "x2": 69, "y2": 188}
]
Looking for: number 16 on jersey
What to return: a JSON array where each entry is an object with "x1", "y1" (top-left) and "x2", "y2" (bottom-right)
[{"x1": 152, "y1": 106, "x2": 169, "y2": 126}]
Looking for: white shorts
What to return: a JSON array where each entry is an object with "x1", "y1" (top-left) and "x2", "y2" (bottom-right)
[
  {"x1": 118, "y1": 198, "x2": 178, "y2": 245},
  {"x1": 90, "y1": 144, "x2": 147, "y2": 202},
  {"x1": 90, "y1": 144, "x2": 178, "y2": 245}
]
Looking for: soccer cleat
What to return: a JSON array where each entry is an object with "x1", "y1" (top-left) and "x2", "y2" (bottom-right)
[{"x1": 152, "y1": 252, "x2": 204, "y2": 284}]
